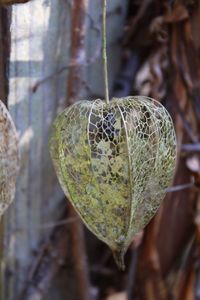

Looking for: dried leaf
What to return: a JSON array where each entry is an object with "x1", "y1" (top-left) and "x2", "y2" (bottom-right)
[
  {"x1": 49, "y1": 96, "x2": 177, "y2": 269},
  {"x1": 164, "y1": 4, "x2": 188, "y2": 23},
  {"x1": 0, "y1": 100, "x2": 19, "y2": 217}
]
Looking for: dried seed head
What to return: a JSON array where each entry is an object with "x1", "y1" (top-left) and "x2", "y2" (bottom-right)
[
  {"x1": 49, "y1": 96, "x2": 177, "y2": 269},
  {"x1": 0, "y1": 100, "x2": 19, "y2": 217}
]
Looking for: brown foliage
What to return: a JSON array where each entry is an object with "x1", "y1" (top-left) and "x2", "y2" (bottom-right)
[{"x1": 131, "y1": 1, "x2": 200, "y2": 299}]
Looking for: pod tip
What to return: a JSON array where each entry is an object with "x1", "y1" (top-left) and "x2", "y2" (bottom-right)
[{"x1": 112, "y1": 249, "x2": 126, "y2": 271}]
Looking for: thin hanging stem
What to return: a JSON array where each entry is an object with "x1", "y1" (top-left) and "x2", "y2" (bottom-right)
[{"x1": 102, "y1": 0, "x2": 110, "y2": 104}]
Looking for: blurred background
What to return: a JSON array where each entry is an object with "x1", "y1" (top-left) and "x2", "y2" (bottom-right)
[{"x1": 0, "y1": 0, "x2": 200, "y2": 299}]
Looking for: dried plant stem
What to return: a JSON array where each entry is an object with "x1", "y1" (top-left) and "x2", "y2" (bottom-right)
[{"x1": 103, "y1": 0, "x2": 109, "y2": 104}]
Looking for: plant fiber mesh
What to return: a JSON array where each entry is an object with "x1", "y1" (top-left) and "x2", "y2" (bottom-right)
[
  {"x1": 49, "y1": 96, "x2": 177, "y2": 269},
  {"x1": 0, "y1": 100, "x2": 19, "y2": 217}
]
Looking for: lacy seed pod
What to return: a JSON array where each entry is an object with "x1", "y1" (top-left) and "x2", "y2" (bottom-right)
[
  {"x1": 49, "y1": 96, "x2": 177, "y2": 269},
  {"x1": 0, "y1": 100, "x2": 19, "y2": 217}
]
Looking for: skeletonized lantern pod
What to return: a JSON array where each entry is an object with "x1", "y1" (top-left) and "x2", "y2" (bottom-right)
[
  {"x1": 0, "y1": 100, "x2": 19, "y2": 217},
  {"x1": 49, "y1": 96, "x2": 176, "y2": 269}
]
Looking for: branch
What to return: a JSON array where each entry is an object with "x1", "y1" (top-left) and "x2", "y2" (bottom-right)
[
  {"x1": 66, "y1": 1, "x2": 91, "y2": 300},
  {"x1": 68, "y1": 204, "x2": 91, "y2": 300},
  {"x1": 67, "y1": 0, "x2": 89, "y2": 105},
  {"x1": 181, "y1": 143, "x2": 200, "y2": 153}
]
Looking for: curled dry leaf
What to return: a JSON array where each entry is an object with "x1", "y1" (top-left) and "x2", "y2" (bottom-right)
[
  {"x1": 49, "y1": 96, "x2": 177, "y2": 270},
  {"x1": 0, "y1": 100, "x2": 19, "y2": 217},
  {"x1": 150, "y1": 3, "x2": 188, "y2": 30}
]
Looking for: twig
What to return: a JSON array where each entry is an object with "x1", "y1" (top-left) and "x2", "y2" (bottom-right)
[
  {"x1": 181, "y1": 143, "x2": 200, "y2": 153},
  {"x1": 28, "y1": 216, "x2": 78, "y2": 230},
  {"x1": 102, "y1": 0, "x2": 109, "y2": 104},
  {"x1": 167, "y1": 182, "x2": 194, "y2": 193},
  {"x1": 31, "y1": 2, "x2": 112, "y2": 94},
  {"x1": 31, "y1": 45, "x2": 102, "y2": 94}
]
